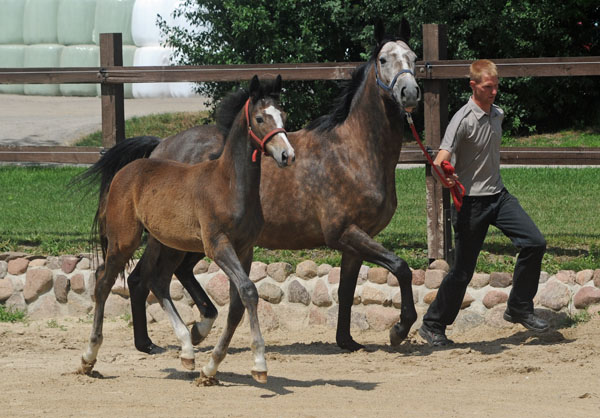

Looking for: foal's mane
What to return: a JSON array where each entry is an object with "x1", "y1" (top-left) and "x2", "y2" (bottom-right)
[
  {"x1": 305, "y1": 35, "x2": 409, "y2": 133},
  {"x1": 216, "y1": 78, "x2": 282, "y2": 138}
]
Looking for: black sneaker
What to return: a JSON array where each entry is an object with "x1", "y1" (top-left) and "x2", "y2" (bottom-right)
[
  {"x1": 419, "y1": 326, "x2": 454, "y2": 347},
  {"x1": 503, "y1": 310, "x2": 549, "y2": 333}
]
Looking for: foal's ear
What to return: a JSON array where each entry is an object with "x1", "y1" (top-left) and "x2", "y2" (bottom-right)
[
  {"x1": 399, "y1": 17, "x2": 411, "y2": 43},
  {"x1": 249, "y1": 75, "x2": 261, "y2": 102},
  {"x1": 374, "y1": 19, "x2": 385, "y2": 45}
]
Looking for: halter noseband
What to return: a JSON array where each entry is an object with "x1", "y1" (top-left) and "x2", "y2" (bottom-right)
[
  {"x1": 375, "y1": 63, "x2": 415, "y2": 93},
  {"x1": 244, "y1": 98, "x2": 287, "y2": 162}
]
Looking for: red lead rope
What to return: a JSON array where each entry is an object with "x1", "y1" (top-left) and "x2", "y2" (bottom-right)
[{"x1": 406, "y1": 113, "x2": 466, "y2": 211}]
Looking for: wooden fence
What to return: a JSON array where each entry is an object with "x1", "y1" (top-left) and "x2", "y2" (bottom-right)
[{"x1": 1, "y1": 24, "x2": 599, "y2": 261}]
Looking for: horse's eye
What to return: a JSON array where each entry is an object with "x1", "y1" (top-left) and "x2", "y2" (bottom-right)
[
  {"x1": 380, "y1": 57, "x2": 387, "y2": 65},
  {"x1": 256, "y1": 116, "x2": 264, "y2": 124}
]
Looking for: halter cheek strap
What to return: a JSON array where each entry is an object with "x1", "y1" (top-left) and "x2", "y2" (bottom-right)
[
  {"x1": 375, "y1": 64, "x2": 415, "y2": 92},
  {"x1": 244, "y1": 98, "x2": 287, "y2": 162}
]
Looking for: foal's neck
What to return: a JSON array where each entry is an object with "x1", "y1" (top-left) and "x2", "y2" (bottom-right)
[{"x1": 217, "y1": 111, "x2": 262, "y2": 199}]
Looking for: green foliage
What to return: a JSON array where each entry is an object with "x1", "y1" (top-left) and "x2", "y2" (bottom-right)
[
  {"x1": 0, "y1": 305, "x2": 27, "y2": 323},
  {"x1": 563, "y1": 309, "x2": 592, "y2": 328},
  {"x1": 161, "y1": 0, "x2": 600, "y2": 134}
]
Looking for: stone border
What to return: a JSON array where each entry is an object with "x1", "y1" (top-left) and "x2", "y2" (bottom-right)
[{"x1": 1, "y1": 253, "x2": 599, "y2": 335}]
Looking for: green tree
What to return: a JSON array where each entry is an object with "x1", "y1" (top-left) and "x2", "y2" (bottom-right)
[{"x1": 161, "y1": 0, "x2": 600, "y2": 134}]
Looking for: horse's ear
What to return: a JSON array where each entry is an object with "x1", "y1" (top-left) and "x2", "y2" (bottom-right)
[
  {"x1": 249, "y1": 75, "x2": 260, "y2": 102},
  {"x1": 374, "y1": 19, "x2": 385, "y2": 45},
  {"x1": 399, "y1": 17, "x2": 411, "y2": 42},
  {"x1": 273, "y1": 75, "x2": 282, "y2": 95}
]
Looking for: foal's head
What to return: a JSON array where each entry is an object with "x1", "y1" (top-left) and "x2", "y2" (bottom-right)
[
  {"x1": 373, "y1": 19, "x2": 421, "y2": 113},
  {"x1": 217, "y1": 75, "x2": 295, "y2": 168}
]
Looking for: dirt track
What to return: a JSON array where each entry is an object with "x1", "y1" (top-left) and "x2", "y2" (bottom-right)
[{"x1": 1, "y1": 314, "x2": 599, "y2": 417}]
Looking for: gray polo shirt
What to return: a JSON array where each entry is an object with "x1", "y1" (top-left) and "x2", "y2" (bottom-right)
[{"x1": 439, "y1": 98, "x2": 505, "y2": 196}]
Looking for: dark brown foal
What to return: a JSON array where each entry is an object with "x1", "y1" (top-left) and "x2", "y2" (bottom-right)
[{"x1": 79, "y1": 75, "x2": 294, "y2": 384}]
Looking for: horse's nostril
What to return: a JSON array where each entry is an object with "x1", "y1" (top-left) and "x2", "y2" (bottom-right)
[{"x1": 282, "y1": 151, "x2": 288, "y2": 164}]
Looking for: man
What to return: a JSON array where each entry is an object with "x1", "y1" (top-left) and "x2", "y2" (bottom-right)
[{"x1": 419, "y1": 59, "x2": 549, "y2": 347}]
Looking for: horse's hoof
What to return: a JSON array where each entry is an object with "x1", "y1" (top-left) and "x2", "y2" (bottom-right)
[
  {"x1": 196, "y1": 371, "x2": 219, "y2": 387},
  {"x1": 190, "y1": 318, "x2": 215, "y2": 346},
  {"x1": 136, "y1": 341, "x2": 165, "y2": 355},
  {"x1": 251, "y1": 370, "x2": 268, "y2": 384},
  {"x1": 181, "y1": 357, "x2": 195, "y2": 371},
  {"x1": 389, "y1": 323, "x2": 410, "y2": 346},
  {"x1": 337, "y1": 338, "x2": 364, "y2": 352},
  {"x1": 77, "y1": 358, "x2": 96, "y2": 375}
]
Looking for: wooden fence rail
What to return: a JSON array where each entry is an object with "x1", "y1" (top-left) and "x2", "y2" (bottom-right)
[{"x1": 1, "y1": 27, "x2": 599, "y2": 261}]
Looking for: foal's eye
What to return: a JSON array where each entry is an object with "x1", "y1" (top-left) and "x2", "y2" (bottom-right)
[
  {"x1": 256, "y1": 116, "x2": 264, "y2": 124},
  {"x1": 379, "y1": 57, "x2": 387, "y2": 65}
]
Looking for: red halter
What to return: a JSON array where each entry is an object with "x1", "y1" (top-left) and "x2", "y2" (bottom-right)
[
  {"x1": 244, "y1": 98, "x2": 287, "y2": 162},
  {"x1": 405, "y1": 113, "x2": 466, "y2": 211}
]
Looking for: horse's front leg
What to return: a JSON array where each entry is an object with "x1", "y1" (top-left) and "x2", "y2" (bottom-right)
[
  {"x1": 337, "y1": 224, "x2": 417, "y2": 347},
  {"x1": 200, "y1": 239, "x2": 267, "y2": 384},
  {"x1": 173, "y1": 252, "x2": 218, "y2": 345}
]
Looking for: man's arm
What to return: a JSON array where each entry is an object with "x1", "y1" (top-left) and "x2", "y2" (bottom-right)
[{"x1": 433, "y1": 149, "x2": 458, "y2": 188}]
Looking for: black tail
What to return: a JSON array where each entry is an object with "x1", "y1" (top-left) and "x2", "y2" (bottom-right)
[
  {"x1": 70, "y1": 136, "x2": 161, "y2": 197},
  {"x1": 69, "y1": 136, "x2": 160, "y2": 261}
]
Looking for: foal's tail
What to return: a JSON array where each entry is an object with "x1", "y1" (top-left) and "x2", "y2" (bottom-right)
[{"x1": 69, "y1": 136, "x2": 161, "y2": 258}]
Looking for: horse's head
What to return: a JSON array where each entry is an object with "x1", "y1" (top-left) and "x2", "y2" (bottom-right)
[
  {"x1": 246, "y1": 75, "x2": 295, "y2": 167},
  {"x1": 373, "y1": 19, "x2": 421, "y2": 113}
]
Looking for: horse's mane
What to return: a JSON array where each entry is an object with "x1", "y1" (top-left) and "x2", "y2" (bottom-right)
[
  {"x1": 305, "y1": 62, "x2": 370, "y2": 133},
  {"x1": 305, "y1": 35, "x2": 409, "y2": 133},
  {"x1": 216, "y1": 78, "x2": 281, "y2": 138}
]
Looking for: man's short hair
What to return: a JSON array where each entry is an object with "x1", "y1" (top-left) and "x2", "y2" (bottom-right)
[{"x1": 470, "y1": 59, "x2": 498, "y2": 82}]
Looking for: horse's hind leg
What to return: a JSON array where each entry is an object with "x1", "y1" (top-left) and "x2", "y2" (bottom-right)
[
  {"x1": 128, "y1": 251, "x2": 158, "y2": 354},
  {"x1": 141, "y1": 242, "x2": 197, "y2": 369},
  {"x1": 201, "y1": 242, "x2": 267, "y2": 384},
  {"x1": 79, "y1": 254, "x2": 129, "y2": 375},
  {"x1": 336, "y1": 253, "x2": 363, "y2": 351},
  {"x1": 174, "y1": 253, "x2": 218, "y2": 345},
  {"x1": 337, "y1": 224, "x2": 417, "y2": 347}
]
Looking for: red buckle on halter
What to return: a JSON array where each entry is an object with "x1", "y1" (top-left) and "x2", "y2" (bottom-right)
[{"x1": 244, "y1": 99, "x2": 287, "y2": 163}]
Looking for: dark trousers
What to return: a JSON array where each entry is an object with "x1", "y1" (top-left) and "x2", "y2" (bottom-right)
[{"x1": 423, "y1": 188, "x2": 546, "y2": 333}]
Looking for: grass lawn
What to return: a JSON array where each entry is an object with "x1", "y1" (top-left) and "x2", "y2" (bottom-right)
[{"x1": 0, "y1": 165, "x2": 598, "y2": 274}]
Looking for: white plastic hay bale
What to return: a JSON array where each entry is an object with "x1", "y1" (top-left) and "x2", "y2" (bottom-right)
[
  {"x1": 131, "y1": 0, "x2": 179, "y2": 47},
  {"x1": 23, "y1": 44, "x2": 64, "y2": 95},
  {"x1": 96, "y1": 45, "x2": 136, "y2": 99},
  {"x1": 168, "y1": 81, "x2": 199, "y2": 98},
  {"x1": 0, "y1": 0, "x2": 26, "y2": 44},
  {"x1": 131, "y1": 46, "x2": 172, "y2": 98},
  {"x1": 23, "y1": 0, "x2": 60, "y2": 45},
  {"x1": 57, "y1": 0, "x2": 97, "y2": 45},
  {"x1": 0, "y1": 45, "x2": 26, "y2": 94},
  {"x1": 92, "y1": 0, "x2": 136, "y2": 46},
  {"x1": 59, "y1": 45, "x2": 99, "y2": 96}
]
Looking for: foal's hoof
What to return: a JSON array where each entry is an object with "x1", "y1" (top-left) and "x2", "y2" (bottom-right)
[
  {"x1": 389, "y1": 323, "x2": 410, "y2": 346},
  {"x1": 180, "y1": 357, "x2": 195, "y2": 371},
  {"x1": 196, "y1": 371, "x2": 219, "y2": 387},
  {"x1": 251, "y1": 370, "x2": 268, "y2": 384},
  {"x1": 77, "y1": 357, "x2": 96, "y2": 376}
]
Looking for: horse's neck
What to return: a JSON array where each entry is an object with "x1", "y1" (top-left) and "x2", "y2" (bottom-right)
[
  {"x1": 217, "y1": 114, "x2": 261, "y2": 201},
  {"x1": 343, "y1": 65, "x2": 404, "y2": 169}
]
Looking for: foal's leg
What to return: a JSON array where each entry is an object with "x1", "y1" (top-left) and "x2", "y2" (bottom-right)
[
  {"x1": 79, "y1": 252, "x2": 131, "y2": 375},
  {"x1": 337, "y1": 224, "x2": 417, "y2": 348},
  {"x1": 201, "y1": 241, "x2": 267, "y2": 384},
  {"x1": 174, "y1": 253, "x2": 219, "y2": 345}
]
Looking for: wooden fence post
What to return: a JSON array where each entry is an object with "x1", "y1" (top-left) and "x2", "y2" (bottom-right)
[
  {"x1": 422, "y1": 24, "x2": 453, "y2": 264},
  {"x1": 99, "y1": 33, "x2": 125, "y2": 148}
]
